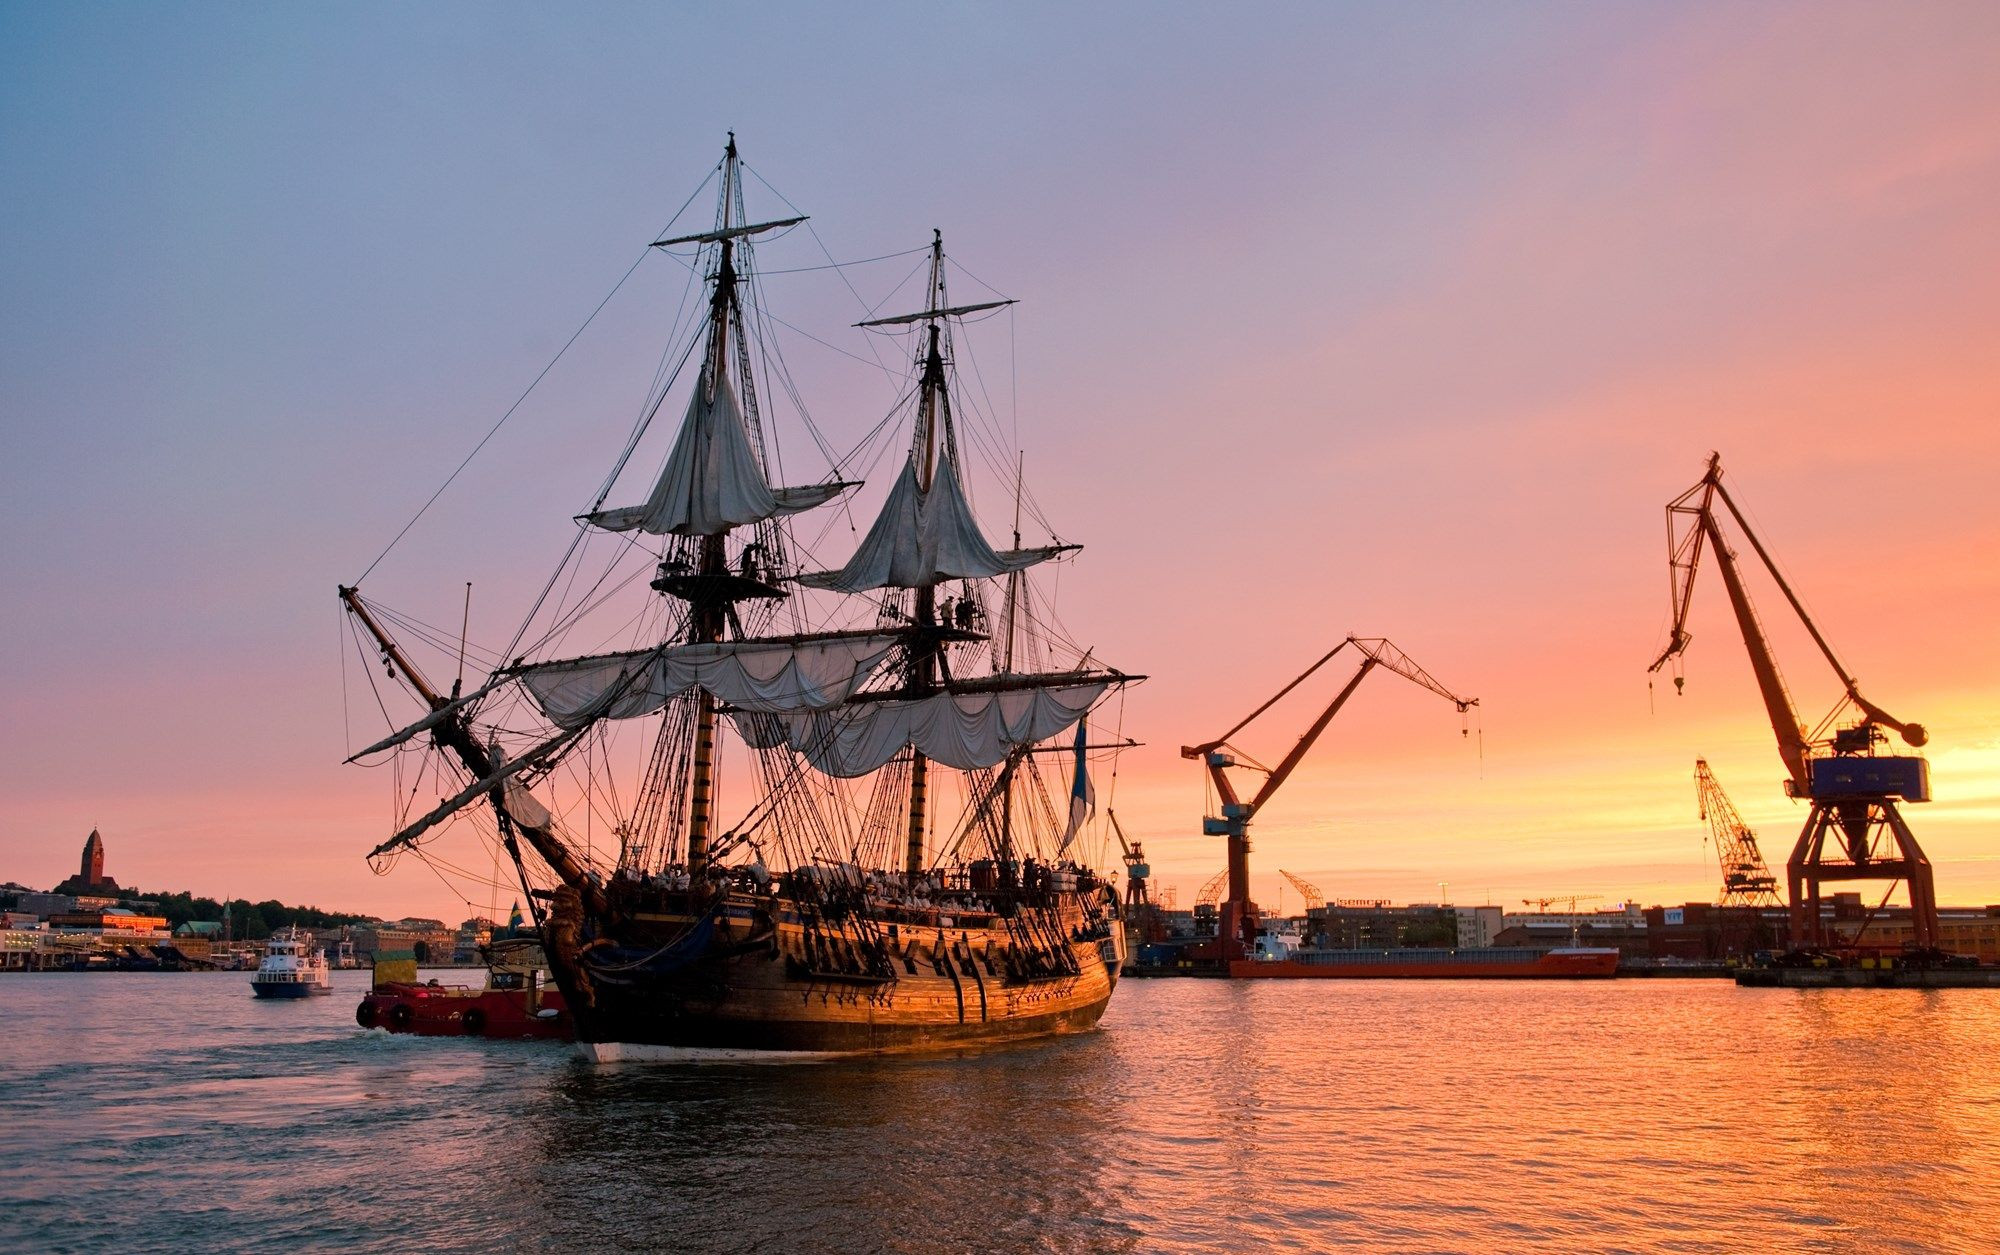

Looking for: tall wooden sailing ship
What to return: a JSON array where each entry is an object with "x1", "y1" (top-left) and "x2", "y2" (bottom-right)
[{"x1": 341, "y1": 138, "x2": 1137, "y2": 1059}]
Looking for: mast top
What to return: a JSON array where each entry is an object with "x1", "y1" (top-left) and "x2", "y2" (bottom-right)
[{"x1": 854, "y1": 229, "x2": 1015, "y2": 327}]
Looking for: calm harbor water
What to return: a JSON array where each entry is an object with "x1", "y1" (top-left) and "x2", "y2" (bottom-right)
[{"x1": 4, "y1": 970, "x2": 1998, "y2": 1253}]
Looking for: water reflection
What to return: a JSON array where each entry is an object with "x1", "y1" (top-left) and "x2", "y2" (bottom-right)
[
  {"x1": 525, "y1": 1037, "x2": 1140, "y2": 1253},
  {"x1": 3, "y1": 973, "x2": 1998, "y2": 1253}
]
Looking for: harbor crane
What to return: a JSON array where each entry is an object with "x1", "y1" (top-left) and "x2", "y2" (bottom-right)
[
  {"x1": 1519, "y1": 895, "x2": 1602, "y2": 913},
  {"x1": 1183, "y1": 635, "x2": 1476, "y2": 958},
  {"x1": 1278, "y1": 869, "x2": 1326, "y2": 913},
  {"x1": 1695, "y1": 758, "x2": 1782, "y2": 907},
  {"x1": 1194, "y1": 869, "x2": 1228, "y2": 910},
  {"x1": 1107, "y1": 809, "x2": 1150, "y2": 909},
  {"x1": 1648, "y1": 453, "x2": 1937, "y2": 950},
  {"x1": 1107, "y1": 809, "x2": 1169, "y2": 947}
]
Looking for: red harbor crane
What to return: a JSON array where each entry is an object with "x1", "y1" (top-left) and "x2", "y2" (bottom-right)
[
  {"x1": 1694, "y1": 758, "x2": 1782, "y2": 908},
  {"x1": 1194, "y1": 869, "x2": 1228, "y2": 910},
  {"x1": 1649, "y1": 453, "x2": 1937, "y2": 950},
  {"x1": 1183, "y1": 635, "x2": 1476, "y2": 958}
]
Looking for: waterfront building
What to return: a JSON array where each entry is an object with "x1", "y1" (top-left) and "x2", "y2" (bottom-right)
[
  {"x1": 1645, "y1": 897, "x2": 2000, "y2": 961},
  {"x1": 14, "y1": 892, "x2": 78, "y2": 918},
  {"x1": 172, "y1": 921, "x2": 224, "y2": 961},
  {"x1": 357, "y1": 918, "x2": 457, "y2": 964},
  {"x1": 1502, "y1": 902, "x2": 1648, "y2": 932},
  {"x1": 1492, "y1": 918, "x2": 1649, "y2": 957},
  {"x1": 451, "y1": 918, "x2": 494, "y2": 964},
  {"x1": 1304, "y1": 902, "x2": 1461, "y2": 949},
  {"x1": 48, "y1": 908, "x2": 170, "y2": 941},
  {"x1": 1453, "y1": 905, "x2": 1505, "y2": 948}
]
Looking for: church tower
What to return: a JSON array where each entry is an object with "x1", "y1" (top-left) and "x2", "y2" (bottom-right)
[{"x1": 80, "y1": 829, "x2": 105, "y2": 888}]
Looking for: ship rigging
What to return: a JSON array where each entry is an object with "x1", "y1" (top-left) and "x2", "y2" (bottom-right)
[{"x1": 340, "y1": 137, "x2": 1140, "y2": 1056}]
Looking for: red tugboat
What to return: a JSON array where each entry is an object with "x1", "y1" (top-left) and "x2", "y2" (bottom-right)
[{"x1": 356, "y1": 937, "x2": 572, "y2": 1040}]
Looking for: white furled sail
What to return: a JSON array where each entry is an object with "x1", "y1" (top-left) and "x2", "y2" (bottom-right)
[
  {"x1": 517, "y1": 635, "x2": 903, "y2": 729},
  {"x1": 582, "y1": 373, "x2": 852, "y2": 537},
  {"x1": 794, "y1": 454, "x2": 1068, "y2": 593},
  {"x1": 343, "y1": 674, "x2": 508, "y2": 762},
  {"x1": 733, "y1": 678, "x2": 1110, "y2": 777},
  {"x1": 490, "y1": 737, "x2": 554, "y2": 830},
  {"x1": 370, "y1": 725, "x2": 581, "y2": 858}
]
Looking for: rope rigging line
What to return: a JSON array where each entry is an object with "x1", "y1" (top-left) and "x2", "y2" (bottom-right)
[
  {"x1": 353, "y1": 247, "x2": 653, "y2": 586},
  {"x1": 749, "y1": 245, "x2": 934, "y2": 276},
  {"x1": 741, "y1": 160, "x2": 910, "y2": 390}
]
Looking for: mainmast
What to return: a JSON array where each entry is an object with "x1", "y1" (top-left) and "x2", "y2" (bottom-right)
[
  {"x1": 777, "y1": 231, "x2": 1127, "y2": 876},
  {"x1": 686, "y1": 138, "x2": 745, "y2": 878},
  {"x1": 903, "y1": 231, "x2": 950, "y2": 878}
]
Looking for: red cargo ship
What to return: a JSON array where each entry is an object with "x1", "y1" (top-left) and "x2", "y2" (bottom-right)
[{"x1": 1229, "y1": 946, "x2": 1621, "y2": 979}]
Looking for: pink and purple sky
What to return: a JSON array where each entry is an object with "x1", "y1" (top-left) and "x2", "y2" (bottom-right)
[{"x1": 5, "y1": 3, "x2": 1999, "y2": 921}]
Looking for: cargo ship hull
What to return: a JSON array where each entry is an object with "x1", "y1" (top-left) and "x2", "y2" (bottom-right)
[{"x1": 1230, "y1": 946, "x2": 1620, "y2": 979}]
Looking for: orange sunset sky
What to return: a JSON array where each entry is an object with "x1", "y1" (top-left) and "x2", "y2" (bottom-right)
[{"x1": 4, "y1": 4, "x2": 1999, "y2": 922}]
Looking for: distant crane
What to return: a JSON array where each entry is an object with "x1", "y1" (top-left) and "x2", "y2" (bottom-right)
[
  {"x1": 1695, "y1": 758, "x2": 1782, "y2": 907},
  {"x1": 1278, "y1": 869, "x2": 1326, "y2": 913},
  {"x1": 1107, "y1": 809, "x2": 1150, "y2": 910},
  {"x1": 1519, "y1": 895, "x2": 1602, "y2": 913},
  {"x1": 1107, "y1": 809, "x2": 1169, "y2": 947},
  {"x1": 1649, "y1": 454, "x2": 1937, "y2": 950},
  {"x1": 1191, "y1": 869, "x2": 1229, "y2": 940},
  {"x1": 1194, "y1": 869, "x2": 1228, "y2": 910},
  {"x1": 1183, "y1": 635, "x2": 1476, "y2": 957}
]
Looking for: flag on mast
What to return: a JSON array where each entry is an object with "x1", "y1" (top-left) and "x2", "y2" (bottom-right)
[{"x1": 1058, "y1": 716, "x2": 1094, "y2": 853}]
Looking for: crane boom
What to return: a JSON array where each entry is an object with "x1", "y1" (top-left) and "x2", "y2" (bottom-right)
[
  {"x1": 1649, "y1": 453, "x2": 1926, "y2": 791},
  {"x1": 1194, "y1": 869, "x2": 1228, "y2": 909},
  {"x1": 1182, "y1": 634, "x2": 1475, "y2": 957},
  {"x1": 1278, "y1": 869, "x2": 1325, "y2": 912}
]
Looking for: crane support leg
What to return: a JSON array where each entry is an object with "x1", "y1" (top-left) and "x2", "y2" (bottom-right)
[{"x1": 1786, "y1": 799, "x2": 1938, "y2": 950}]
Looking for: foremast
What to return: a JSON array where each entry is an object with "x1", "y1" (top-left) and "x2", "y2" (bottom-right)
[
  {"x1": 343, "y1": 134, "x2": 856, "y2": 906},
  {"x1": 338, "y1": 585, "x2": 608, "y2": 918}
]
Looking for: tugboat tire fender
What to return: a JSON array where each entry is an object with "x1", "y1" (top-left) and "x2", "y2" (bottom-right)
[
  {"x1": 386, "y1": 1002, "x2": 415, "y2": 1031},
  {"x1": 355, "y1": 999, "x2": 378, "y2": 1028},
  {"x1": 460, "y1": 1007, "x2": 486, "y2": 1036}
]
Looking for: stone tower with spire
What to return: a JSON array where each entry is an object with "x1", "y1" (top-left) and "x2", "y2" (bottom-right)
[{"x1": 80, "y1": 829, "x2": 106, "y2": 887}]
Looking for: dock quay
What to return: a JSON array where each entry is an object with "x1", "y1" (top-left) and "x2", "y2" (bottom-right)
[{"x1": 1735, "y1": 966, "x2": 2000, "y2": 989}]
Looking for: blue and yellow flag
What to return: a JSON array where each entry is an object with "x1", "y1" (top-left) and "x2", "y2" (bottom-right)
[{"x1": 1058, "y1": 716, "x2": 1094, "y2": 854}]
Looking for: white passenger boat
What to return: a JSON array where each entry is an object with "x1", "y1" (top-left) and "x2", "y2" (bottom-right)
[{"x1": 249, "y1": 928, "x2": 332, "y2": 998}]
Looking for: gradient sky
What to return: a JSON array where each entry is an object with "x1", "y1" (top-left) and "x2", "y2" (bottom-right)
[{"x1": 5, "y1": 3, "x2": 2000, "y2": 923}]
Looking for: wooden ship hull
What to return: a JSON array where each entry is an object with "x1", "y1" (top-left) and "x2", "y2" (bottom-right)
[{"x1": 549, "y1": 885, "x2": 1125, "y2": 1058}]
